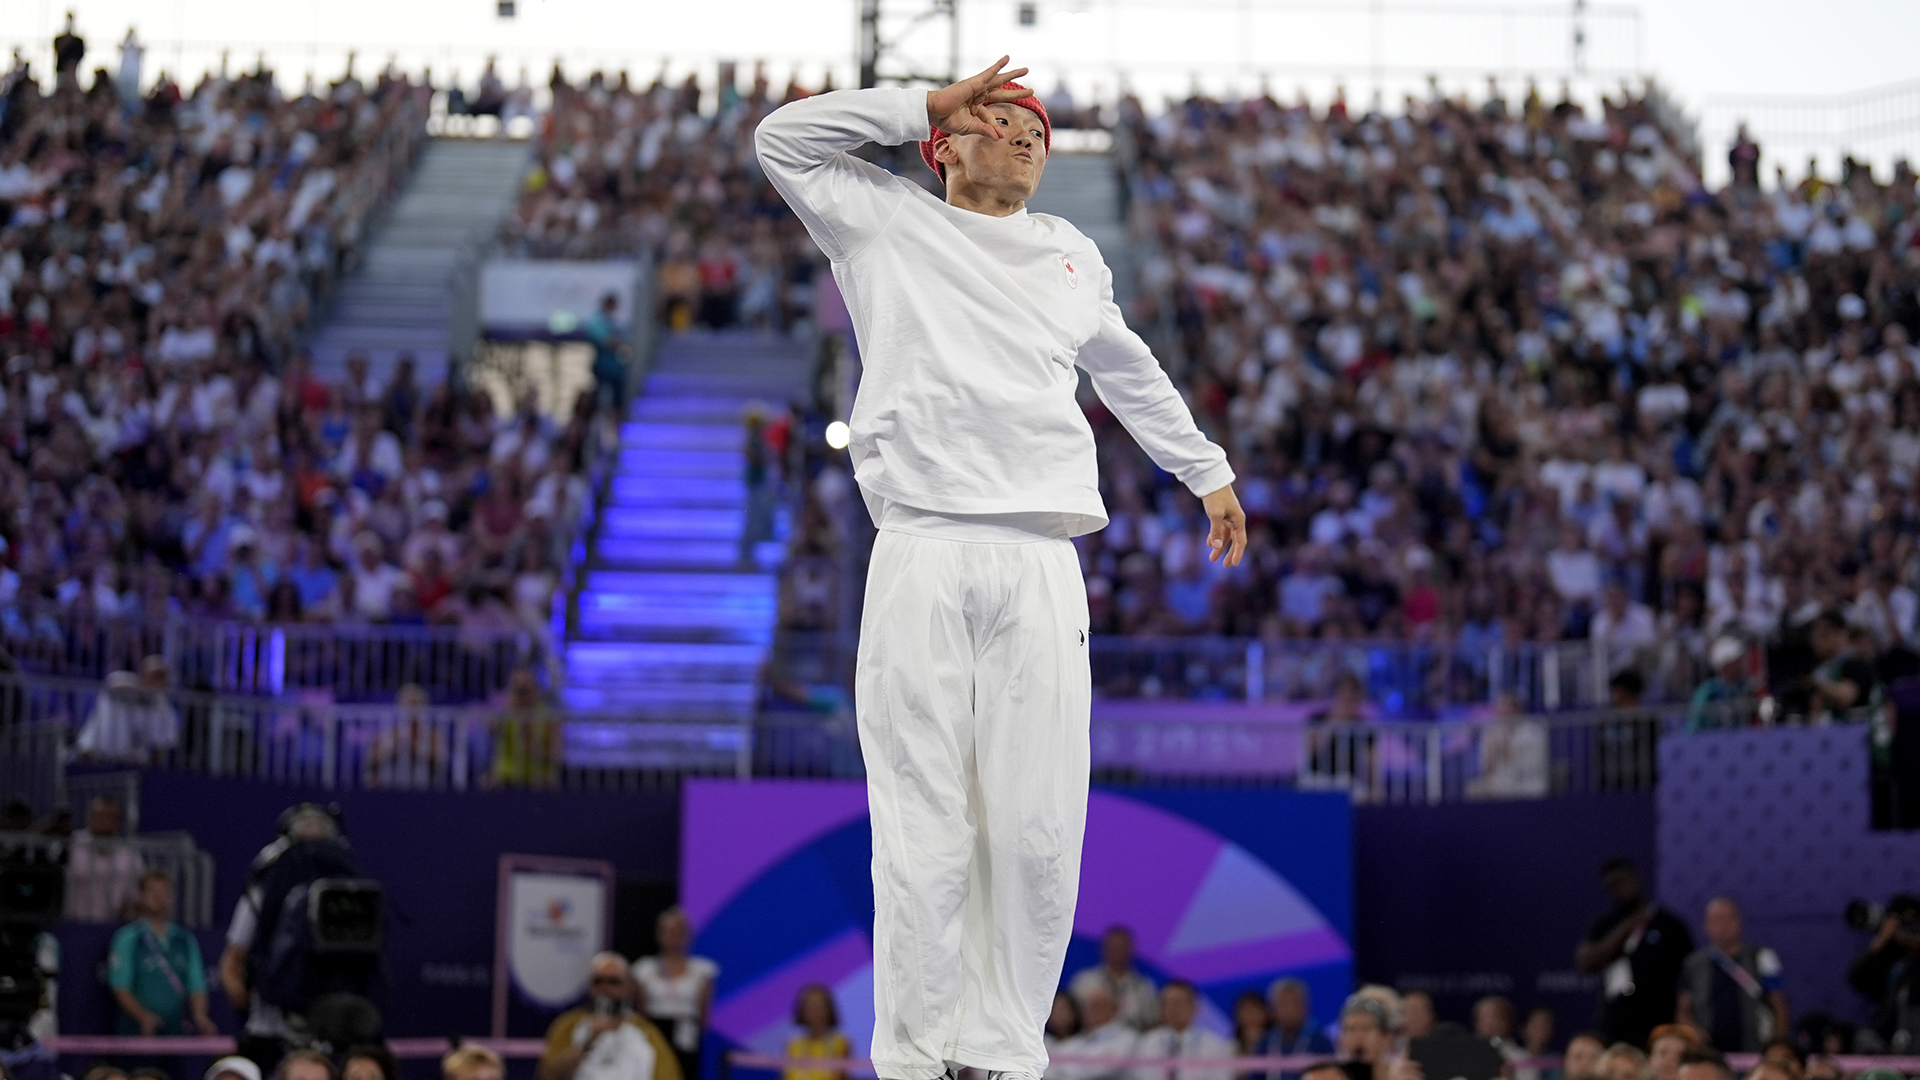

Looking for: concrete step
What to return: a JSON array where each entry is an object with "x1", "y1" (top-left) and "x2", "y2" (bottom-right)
[
  {"x1": 608, "y1": 477, "x2": 748, "y2": 509},
  {"x1": 618, "y1": 422, "x2": 746, "y2": 451},
  {"x1": 613, "y1": 449, "x2": 742, "y2": 480}
]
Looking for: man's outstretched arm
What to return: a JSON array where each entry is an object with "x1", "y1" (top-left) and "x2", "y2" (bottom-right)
[
  {"x1": 754, "y1": 87, "x2": 927, "y2": 261},
  {"x1": 1076, "y1": 263, "x2": 1245, "y2": 565}
]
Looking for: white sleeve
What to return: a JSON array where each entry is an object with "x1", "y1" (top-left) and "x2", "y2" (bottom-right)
[
  {"x1": 226, "y1": 892, "x2": 258, "y2": 948},
  {"x1": 1075, "y1": 262, "x2": 1236, "y2": 498},
  {"x1": 754, "y1": 87, "x2": 930, "y2": 261}
]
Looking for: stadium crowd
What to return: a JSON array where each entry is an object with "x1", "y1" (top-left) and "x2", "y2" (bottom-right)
[
  {"x1": 0, "y1": 47, "x2": 596, "y2": 651},
  {"x1": 1088, "y1": 80, "x2": 1920, "y2": 715}
]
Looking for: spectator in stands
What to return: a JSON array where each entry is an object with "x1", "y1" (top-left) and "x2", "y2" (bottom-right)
[
  {"x1": 1563, "y1": 1033, "x2": 1606, "y2": 1080},
  {"x1": 109, "y1": 868, "x2": 216, "y2": 1036},
  {"x1": 342, "y1": 1046, "x2": 401, "y2": 1080},
  {"x1": 443, "y1": 1046, "x2": 504, "y2": 1080},
  {"x1": 1049, "y1": 990, "x2": 1085, "y2": 1049},
  {"x1": 538, "y1": 952, "x2": 682, "y2": 1080},
  {"x1": 1688, "y1": 639, "x2": 1755, "y2": 731},
  {"x1": 1335, "y1": 989, "x2": 1415, "y2": 1080},
  {"x1": 1468, "y1": 694, "x2": 1549, "y2": 799},
  {"x1": 783, "y1": 984, "x2": 848, "y2": 1080},
  {"x1": 279, "y1": 1051, "x2": 338, "y2": 1080},
  {"x1": 1520, "y1": 1008, "x2": 1555, "y2": 1066},
  {"x1": 1844, "y1": 894, "x2": 1920, "y2": 1053},
  {"x1": 1052, "y1": 984, "x2": 1139, "y2": 1080},
  {"x1": 490, "y1": 667, "x2": 561, "y2": 788},
  {"x1": 1807, "y1": 611, "x2": 1879, "y2": 719},
  {"x1": 1135, "y1": 980, "x2": 1237, "y2": 1080},
  {"x1": 207, "y1": 1056, "x2": 264, "y2": 1080},
  {"x1": 1677, "y1": 898, "x2": 1788, "y2": 1052},
  {"x1": 585, "y1": 293, "x2": 631, "y2": 412},
  {"x1": 1756, "y1": 1042, "x2": 1802, "y2": 1080},
  {"x1": 1577, "y1": 858, "x2": 1694, "y2": 1049},
  {"x1": 1071, "y1": 926, "x2": 1160, "y2": 1030},
  {"x1": 1399, "y1": 992, "x2": 1436, "y2": 1042},
  {"x1": 1231, "y1": 990, "x2": 1268, "y2": 1055},
  {"x1": 1646, "y1": 1026, "x2": 1699, "y2": 1080},
  {"x1": 632, "y1": 907, "x2": 719, "y2": 1080},
  {"x1": 1473, "y1": 997, "x2": 1522, "y2": 1070},
  {"x1": 76, "y1": 657, "x2": 178, "y2": 765},
  {"x1": 66, "y1": 794, "x2": 143, "y2": 922},
  {"x1": 1673, "y1": 1050, "x2": 1732, "y2": 1080},
  {"x1": 1266, "y1": 977, "x2": 1335, "y2": 1063},
  {"x1": 1597, "y1": 1046, "x2": 1652, "y2": 1080}
]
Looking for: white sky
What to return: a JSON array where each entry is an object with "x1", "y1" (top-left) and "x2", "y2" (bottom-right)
[{"x1": 6, "y1": 0, "x2": 1920, "y2": 182}]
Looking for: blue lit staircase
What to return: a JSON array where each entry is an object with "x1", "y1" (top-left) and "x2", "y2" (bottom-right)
[{"x1": 560, "y1": 332, "x2": 810, "y2": 764}]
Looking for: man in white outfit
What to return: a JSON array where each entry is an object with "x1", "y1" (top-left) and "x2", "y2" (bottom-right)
[{"x1": 756, "y1": 57, "x2": 1245, "y2": 1080}]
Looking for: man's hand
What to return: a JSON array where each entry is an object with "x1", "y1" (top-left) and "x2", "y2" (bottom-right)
[
  {"x1": 194, "y1": 1012, "x2": 219, "y2": 1036},
  {"x1": 136, "y1": 1012, "x2": 160, "y2": 1036},
  {"x1": 926, "y1": 56, "x2": 1032, "y2": 139},
  {"x1": 1202, "y1": 485, "x2": 1247, "y2": 567}
]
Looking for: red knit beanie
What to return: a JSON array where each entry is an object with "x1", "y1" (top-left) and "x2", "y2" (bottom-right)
[{"x1": 920, "y1": 82, "x2": 1051, "y2": 181}]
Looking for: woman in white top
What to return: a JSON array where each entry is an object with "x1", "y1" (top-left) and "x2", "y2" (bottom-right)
[{"x1": 632, "y1": 907, "x2": 719, "y2": 1080}]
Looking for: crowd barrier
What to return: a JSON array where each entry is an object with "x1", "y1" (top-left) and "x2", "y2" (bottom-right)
[
  {"x1": 41, "y1": 1036, "x2": 546, "y2": 1058},
  {"x1": 0, "y1": 830, "x2": 218, "y2": 928},
  {"x1": 771, "y1": 631, "x2": 1721, "y2": 713},
  {"x1": 1, "y1": 606, "x2": 544, "y2": 704}
]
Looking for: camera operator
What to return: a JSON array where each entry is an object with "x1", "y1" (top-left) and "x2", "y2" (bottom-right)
[
  {"x1": 1846, "y1": 895, "x2": 1920, "y2": 1052},
  {"x1": 219, "y1": 806, "x2": 382, "y2": 1073}
]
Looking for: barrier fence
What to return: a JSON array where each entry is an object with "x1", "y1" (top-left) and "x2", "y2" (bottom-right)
[
  {"x1": 0, "y1": 668, "x2": 1849, "y2": 804},
  {"x1": 0, "y1": 830, "x2": 218, "y2": 929},
  {"x1": 771, "y1": 632, "x2": 1718, "y2": 714},
  {"x1": 1, "y1": 607, "x2": 542, "y2": 703}
]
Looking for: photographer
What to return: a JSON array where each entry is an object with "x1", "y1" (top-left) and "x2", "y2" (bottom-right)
[
  {"x1": 1845, "y1": 895, "x2": 1920, "y2": 1052},
  {"x1": 537, "y1": 953, "x2": 681, "y2": 1080}
]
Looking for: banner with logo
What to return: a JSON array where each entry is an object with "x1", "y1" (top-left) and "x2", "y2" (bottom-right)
[{"x1": 493, "y1": 854, "x2": 615, "y2": 1036}]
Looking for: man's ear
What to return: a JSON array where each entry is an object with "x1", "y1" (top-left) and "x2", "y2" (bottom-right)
[{"x1": 933, "y1": 133, "x2": 961, "y2": 169}]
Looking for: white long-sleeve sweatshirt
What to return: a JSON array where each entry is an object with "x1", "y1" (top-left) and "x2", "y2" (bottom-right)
[{"x1": 755, "y1": 87, "x2": 1233, "y2": 535}]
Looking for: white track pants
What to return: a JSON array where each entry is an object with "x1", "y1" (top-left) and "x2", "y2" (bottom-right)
[{"x1": 857, "y1": 528, "x2": 1092, "y2": 1080}]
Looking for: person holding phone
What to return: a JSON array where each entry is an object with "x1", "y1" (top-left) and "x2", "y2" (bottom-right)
[{"x1": 539, "y1": 952, "x2": 683, "y2": 1080}]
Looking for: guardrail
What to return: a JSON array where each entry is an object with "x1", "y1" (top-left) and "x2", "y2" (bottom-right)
[
  {"x1": 771, "y1": 632, "x2": 1715, "y2": 713},
  {"x1": 0, "y1": 669, "x2": 1834, "y2": 803},
  {"x1": 1, "y1": 607, "x2": 542, "y2": 703},
  {"x1": 0, "y1": 830, "x2": 217, "y2": 929}
]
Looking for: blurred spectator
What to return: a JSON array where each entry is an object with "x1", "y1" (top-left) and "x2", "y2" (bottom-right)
[
  {"x1": 491, "y1": 667, "x2": 560, "y2": 788},
  {"x1": 108, "y1": 868, "x2": 215, "y2": 1036},
  {"x1": 342, "y1": 1046, "x2": 400, "y2": 1080},
  {"x1": 207, "y1": 1056, "x2": 264, "y2": 1080},
  {"x1": 1844, "y1": 894, "x2": 1920, "y2": 1053},
  {"x1": 1564, "y1": 1032, "x2": 1606, "y2": 1079},
  {"x1": 1598, "y1": 1045, "x2": 1653, "y2": 1080},
  {"x1": 1520, "y1": 1008, "x2": 1556, "y2": 1066},
  {"x1": 1807, "y1": 611, "x2": 1879, "y2": 719},
  {"x1": 1474, "y1": 996, "x2": 1522, "y2": 1070},
  {"x1": 584, "y1": 293, "x2": 630, "y2": 412},
  {"x1": 537, "y1": 952, "x2": 681, "y2": 1080},
  {"x1": 1050, "y1": 990, "x2": 1086, "y2": 1050},
  {"x1": 1051, "y1": 984, "x2": 1139, "y2": 1080},
  {"x1": 1134, "y1": 980, "x2": 1236, "y2": 1080},
  {"x1": 1688, "y1": 639, "x2": 1756, "y2": 731},
  {"x1": 75, "y1": 656, "x2": 177, "y2": 764},
  {"x1": 782, "y1": 984, "x2": 848, "y2": 1080},
  {"x1": 278, "y1": 1051, "x2": 338, "y2": 1080},
  {"x1": 66, "y1": 794, "x2": 142, "y2": 922},
  {"x1": 1070, "y1": 926, "x2": 1161, "y2": 1030},
  {"x1": 632, "y1": 907, "x2": 719, "y2": 1080},
  {"x1": 443, "y1": 1046, "x2": 503, "y2": 1080},
  {"x1": 1468, "y1": 694, "x2": 1549, "y2": 798},
  {"x1": 1230, "y1": 990, "x2": 1267, "y2": 1055},
  {"x1": 1673, "y1": 1049, "x2": 1730, "y2": 1080},
  {"x1": 1678, "y1": 898, "x2": 1788, "y2": 1052},
  {"x1": 1577, "y1": 858, "x2": 1694, "y2": 1048},
  {"x1": 1400, "y1": 991, "x2": 1435, "y2": 1041},
  {"x1": 1647, "y1": 1025, "x2": 1700, "y2": 1080},
  {"x1": 1265, "y1": 976, "x2": 1334, "y2": 1072},
  {"x1": 1335, "y1": 988, "x2": 1409, "y2": 1080}
]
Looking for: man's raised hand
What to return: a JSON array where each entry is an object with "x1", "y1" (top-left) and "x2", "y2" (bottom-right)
[{"x1": 927, "y1": 56, "x2": 1032, "y2": 139}]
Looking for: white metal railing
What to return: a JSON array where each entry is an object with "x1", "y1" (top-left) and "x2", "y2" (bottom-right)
[
  {"x1": 0, "y1": 606, "x2": 542, "y2": 702},
  {"x1": 0, "y1": 830, "x2": 217, "y2": 929}
]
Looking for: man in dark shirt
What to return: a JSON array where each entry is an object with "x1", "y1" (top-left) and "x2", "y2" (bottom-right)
[{"x1": 1575, "y1": 857, "x2": 1695, "y2": 1048}]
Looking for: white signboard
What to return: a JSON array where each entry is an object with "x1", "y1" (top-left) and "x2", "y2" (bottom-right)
[
  {"x1": 504, "y1": 869, "x2": 609, "y2": 1009},
  {"x1": 480, "y1": 259, "x2": 642, "y2": 334}
]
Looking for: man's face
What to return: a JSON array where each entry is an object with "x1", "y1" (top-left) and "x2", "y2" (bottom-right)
[
  {"x1": 286, "y1": 1062, "x2": 331, "y2": 1080},
  {"x1": 1083, "y1": 988, "x2": 1119, "y2": 1029},
  {"x1": 588, "y1": 961, "x2": 629, "y2": 1004},
  {"x1": 1472, "y1": 999, "x2": 1510, "y2": 1039},
  {"x1": 1161, "y1": 986, "x2": 1196, "y2": 1030},
  {"x1": 1102, "y1": 928, "x2": 1132, "y2": 969},
  {"x1": 1704, "y1": 899, "x2": 1742, "y2": 951},
  {"x1": 1677, "y1": 1064, "x2": 1726, "y2": 1080},
  {"x1": 1603, "y1": 867, "x2": 1643, "y2": 908},
  {"x1": 938, "y1": 102, "x2": 1047, "y2": 199},
  {"x1": 1271, "y1": 986, "x2": 1307, "y2": 1030},
  {"x1": 1338, "y1": 1013, "x2": 1389, "y2": 1062},
  {"x1": 140, "y1": 877, "x2": 173, "y2": 920},
  {"x1": 1565, "y1": 1036, "x2": 1605, "y2": 1078},
  {"x1": 1400, "y1": 992, "x2": 1434, "y2": 1038},
  {"x1": 88, "y1": 799, "x2": 123, "y2": 838}
]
